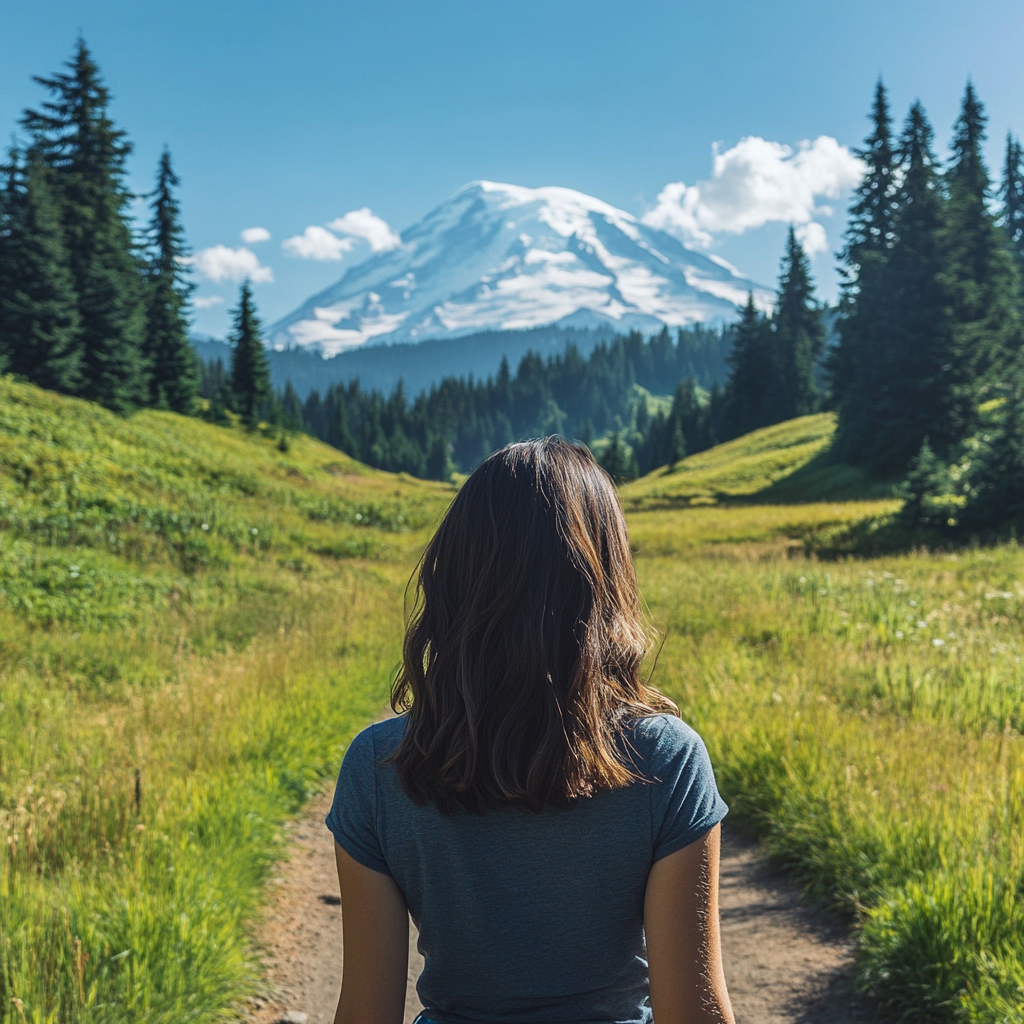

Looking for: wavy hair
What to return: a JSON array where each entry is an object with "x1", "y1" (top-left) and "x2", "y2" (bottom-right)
[{"x1": 389, "y1": 436, "x2": 676, "y2": 814}]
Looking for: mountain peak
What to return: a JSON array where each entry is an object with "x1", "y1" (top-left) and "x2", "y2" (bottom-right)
[{"x1": 269, "y1": 182, "x2": 770, "y2": 357}]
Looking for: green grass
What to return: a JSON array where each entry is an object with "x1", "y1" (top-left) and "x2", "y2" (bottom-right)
[
  {"x1": 4, "y1": 381, "x2": 1023, "y2": 1023},
  {"x1": 0, "y1": 378, "x2": 454, "y2": 1023},
  {"x1": 638, "y1": 538, "x2": 1024, "y2": 1022},
  {"x1": 621, "y1": 412, "x2": 895, "y2": 509}
]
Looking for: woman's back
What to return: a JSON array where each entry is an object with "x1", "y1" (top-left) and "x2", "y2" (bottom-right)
[{"x1": 328, "y1": 713, "x2": 727, "y2": 1024}]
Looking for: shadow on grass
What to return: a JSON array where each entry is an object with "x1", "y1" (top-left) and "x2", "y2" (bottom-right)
[{"x1": 749, "y1": 448, "x2": 898, "y2": 505}]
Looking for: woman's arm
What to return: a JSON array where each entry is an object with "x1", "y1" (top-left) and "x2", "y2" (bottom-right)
[
  {"x1": 644, "y1": 823, "x2": 735, "y2": 1024},
  {"x1": 334, "y1": 842, "x2": 410, "y2": 1024}
]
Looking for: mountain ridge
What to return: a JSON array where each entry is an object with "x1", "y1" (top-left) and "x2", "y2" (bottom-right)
[{"x1": 268, "y1": 181, "x2": 770, "y2": 355}]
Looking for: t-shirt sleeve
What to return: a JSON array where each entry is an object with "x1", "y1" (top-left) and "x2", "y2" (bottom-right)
[
  {"x1": 644, "y1": 715, "x2": 728, "y2": 862},
  {"x1": 325, "y1": 725, "x2": 392, "y2": 875}
]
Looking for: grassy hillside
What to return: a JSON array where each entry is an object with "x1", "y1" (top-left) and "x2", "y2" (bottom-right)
[
  {"x1": 0, "y1": 378, "x2": 453, "y2": 1022},
  {"x1": 622, "y1": 412, "x2": 895, "y2": 510}
]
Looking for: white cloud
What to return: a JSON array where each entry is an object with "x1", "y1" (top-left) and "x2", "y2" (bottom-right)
[
  {"x1": 641, "y1": 136, "x2": 864, "y2": 249},
  {"x1": 282, "y1": 208, "x2": 400, "y2": 262},
  {"x1": 193, "y1": 295, "x2": 225, "y2": 309},
  {"x1": 240, "y1": 226, "x2": 271, "y2": 245},
  {"x1": 282, "y1": 225, "x2": 355, "y2": 261},
  {"x1": 326, "y1": 208, "x2": 401, "y2": 252},
  {"x1": 187, "y1": 245, "x2": 274, "y2": 283},
  {"x1": 795, "y1": 221, "x2": 829, "y2": 256}
]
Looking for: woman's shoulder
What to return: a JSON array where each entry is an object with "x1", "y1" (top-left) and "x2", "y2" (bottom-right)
[
  {"x1": 623, "y1": 713, "x2": 708, "y2": 777},
  {"x1": 342, "y1": 715, "x2": 407, "y2": 772}
]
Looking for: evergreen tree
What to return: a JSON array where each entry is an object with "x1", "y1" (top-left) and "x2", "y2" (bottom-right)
[
  {"x1": 0, "y1": 153, "x2": 82, "y2": 389},
  {"x1": 22, "y1": 39, "x2": 147, "y2": 412},
  {"x1": 280, "y1": 380, "x2": 302, "y2": 430},
  {"x1": 961, "y1": 360, "x2": 1024, "y2": 533},
  {"x1": 145, "y1": 149, "x2": 199, "y2": 412},
  {"x1": 668, "y1": 422, "x2": 686, "y2": 469},
  {"x1": 899, "y1": 439, "x2": 955, "y2": 529},
  {"x1": 229, "y1": 282, "x2": 271, "y2": 426},
  {"x1": 942, "y1": 82, "x2": 1022, "y2": 408},
  {"x1": 1001, "y1": 134, "x2": 1024, "y2": 271},
  {"x1": 0, "y1": 155, "x2": 19, "y2": 371},
  {"x1": 846, "y1": 102, "x2": 954, "y2": 474},
  {"x1": 669, "y1": 377, "x2": 710, "y2": 453},
  {"x1": 329, "y1": 398, "x2": 357, "y2": 456},
  {"x1": 831, "y1": 80, "x2": 897, "y2": 432},
  {"x1": 199, "y1": 355, "x2": 232, "y2": 423},
  {"x1": 722, "y1": 293, "x2": 773, "y2": 438},
  {"x1": 769, "y1": 227, "x2": 825, "y2": 421},
  {"x1": 426, "y1": 435, "x2": 455, "y2": 482},
  {"x1": 599, "y1": 431, "x2": 631, "y2": 484}
]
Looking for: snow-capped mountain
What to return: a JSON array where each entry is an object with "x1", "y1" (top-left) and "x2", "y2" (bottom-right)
[{"x1": 268, "y1": 181, "x2": 771, "y2": 356}]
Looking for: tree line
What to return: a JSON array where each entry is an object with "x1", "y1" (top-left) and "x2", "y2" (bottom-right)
[
  {"x1": 830, "y1": 80, "x2": 1024, "y2": 534},
  {"x1": 200, "y1": 321, "x2": 736, "y2": 480},
  {"x1": 0, "y1": 40, "x2": 271, "y2": 424}
]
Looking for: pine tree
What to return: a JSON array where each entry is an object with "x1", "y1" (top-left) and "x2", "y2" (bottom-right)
[
  {"x1": 669, "y1": 376, "x2": 711, "y2": 453},
  {"x1": 426, "y1": 435, "x2": 455, "y2": 482},
  {"x1": 599, "y1": 431, "x2": 632, "y2": 484},
  {"x1": 668, "y1": 422, "x2": 686, "y2": 468},
  {"x1": 899, "y1": 439, "x2": 955, "y2": 529},
  {"x1": 1001, "y1": 134, "x2": 1024, "y2": 271},
  {"x1": 0, "y1": 153, "x2": 82, "y2": 390},
  {"x1": 329, "y1": 397, "x2": 357, "y2": 456},
  {"x1": 145, "y1": 149, "x2": 198, "y2": 412},
  {"x1": 942, "y1": 82, "x2": 1022, "y2": 410},
  {"x1": 22, "y1": 39, "x2": 147, "y2": 412},
  {"x1": 281, "y1": 380, "x2": 302, "y2": 430},
  {"x1": 961, "y1": 359, "x2": 1024, "y2": 533},
  {"x1": 0, "y1": 155, "x2": 18, "y2": 371},
  {"x1": 831, "y1": 81, "x2": 897, "y2": 445},
  {"x1": 844, "y1": 102, "x2": 955, "y2": 474},
  {"x1": 769, "y1": 227, "x2": 825, "y2": 421},
  {"x1": 229, "y1": 282, "x2": 271, "y2": 426},
  {"x1": 722, "y1": 292, "x2": 772, "y2": 438}
]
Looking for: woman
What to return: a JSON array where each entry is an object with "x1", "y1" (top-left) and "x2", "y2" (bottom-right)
[{"x1": 326, "y1": 437, "x2": 734, "y2": 1024}]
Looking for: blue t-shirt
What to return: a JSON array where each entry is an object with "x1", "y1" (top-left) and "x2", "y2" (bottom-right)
[{"x1": 326, "y1": 713, "x2": 727, "y2": 1024}]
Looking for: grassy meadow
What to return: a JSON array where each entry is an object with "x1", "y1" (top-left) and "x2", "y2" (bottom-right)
[
  {"x1": 622, "y1": 420, "x2": 1023, "y2": 1023},
  {"x1": 1, "y1": 384, "x2": 1022, "y2": 1023},
  {"x1": 0, "y1": 379, "x2": 453, "y2": 1022}
]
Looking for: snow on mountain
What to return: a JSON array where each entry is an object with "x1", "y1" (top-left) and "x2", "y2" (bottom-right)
[{"x1": 268, "y1": 181, "x2": 771, "y2": 356}]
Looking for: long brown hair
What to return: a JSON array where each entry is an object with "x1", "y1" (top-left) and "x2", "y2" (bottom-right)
[{"x1": 390, "y1": 436, "x2": 677, "y2": 814}]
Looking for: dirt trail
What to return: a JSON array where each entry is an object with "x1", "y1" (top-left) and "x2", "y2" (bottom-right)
[{"x1": 248, "y1": 790, "x2": 869, "y2": 1024}]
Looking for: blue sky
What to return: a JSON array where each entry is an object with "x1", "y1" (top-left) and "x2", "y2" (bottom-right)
[{"x1": 2, "y1": 0, "x2": 1022, "y2": 337}]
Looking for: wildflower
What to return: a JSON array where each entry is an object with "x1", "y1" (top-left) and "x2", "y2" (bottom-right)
[
  {"x1": 932, "y1": 638, "x2": 945, "y2": 647},
  {"x1": 251, "y1": 528, "x2": 258, "y2": 535},
  {"x1": 917, "y1": 621, "x2": 927, "y2": 629},
  {"x1": 201, "y1": 523, "x2": 209, "y2": 531},
  {"x1": 896, "y1": 631, "x2": 905, "y2": 639}
]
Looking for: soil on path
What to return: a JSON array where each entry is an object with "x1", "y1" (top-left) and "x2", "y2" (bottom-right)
[{"x1": 248, "y1": 790, "x2": 870, "y2": 1024}]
